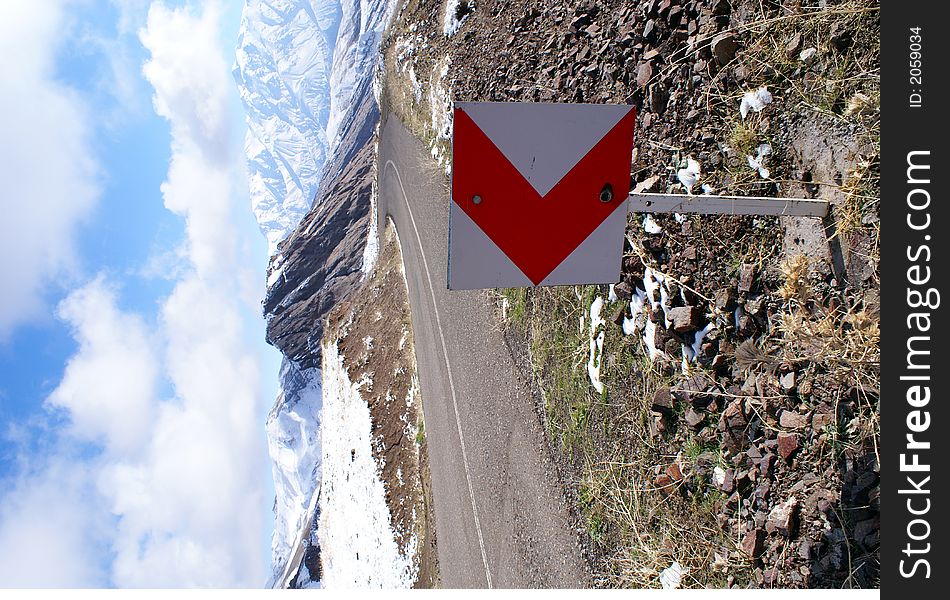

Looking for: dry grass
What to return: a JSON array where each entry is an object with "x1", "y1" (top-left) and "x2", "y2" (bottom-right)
[
  {"x1": 496, "y1": 283, "x2": 753, "y2": 589},
  {"x1": 772, "y1": 256, "x2": 880, "y2": 391},
  {"x1": 833, "y1": 149, "x2": 880, "y2": 242}
]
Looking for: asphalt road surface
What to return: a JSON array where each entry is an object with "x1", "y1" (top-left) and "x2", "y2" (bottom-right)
[{"x1": 378, "y1": 117, "x2": 590, "y2": 589}]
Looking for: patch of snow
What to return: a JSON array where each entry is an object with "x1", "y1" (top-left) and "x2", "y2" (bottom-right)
[
  {"x1": 713, "y1": 466, "x2": 726, "y2": 487},
  {"x1": 691, "y1": 323, "x2": 715, "y2": 359},
  {"x1": 267, "y1": 263, "x2": 285, "y2": 288},
  {"x1": 643, "y1": 268, "x2": 663, "y2": 313},
  {"x1": 398, "y1": 327, "x2": 409, "y2": 351},
  {"x1": 643, "y1": 317, "x2": 663, "y2": 361},
  {"x1": 318, "y1": 342, "x2": 417, "y2": 588},
  {"x1": 428, "y1": 57, "x2": 454, "y2": 174},
  {"x1": 674, "y1": 212, "x2": 687, "y2": 223},
  {"x1": 746, "y1": 143, "x2": 772, "y2": 179},
  {"x1": 677, "y1": 157, "x2": 701, "y2": 194},
  {"x1": 407, "y1": 65, "x2": 423, "y2": 102},
  {"x1": 362, "y1": 179, "x2": 380, "y2": 276},
  {"x1": 701, "y1": 183, "x2": 715, "y2": 195},
  {"x1": 608, "y1": 284, "x2": 617, "y2": 303},
  {"x1": 740, "y1": 86, "x2": 773, "y2": 119},
  {"x1": 658, "y1": 284, "x2": 673, "y2": 329},
  {"x1": 295, "y1": 561, "x2": 322, "y2": 589},
  {"x1": 587, "y1": 296, "x2": 606, "y2": 394},
  {"x1": 643, "y1": 214, "x2": 663, "y2": 234},
  {"x1": 660, "y1": 561, "x2": 685, "y2": 589},
  {"x1": 621, "y1": 269, "x2": 675, "y2": 360},
  {"x1": 443, "y1": 0, "x2": 474, "y2": 37},
  {"x1": 621, "y1": 287, "x2": 647, "y2": 336}
]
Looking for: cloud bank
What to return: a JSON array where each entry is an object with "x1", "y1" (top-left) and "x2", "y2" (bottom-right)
[
  {"x1": 0, "y1": 1, "x2": 272, "y2": 588},
  {"x1": 0, "y1": 1, "x2": 99, "y2": 337}
]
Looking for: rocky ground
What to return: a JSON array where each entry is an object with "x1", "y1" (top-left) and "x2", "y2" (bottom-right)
[
  {"x1": 382, "y1": 0, "x2": 879, "y2": 589},
  {"x1": 324, "y1": 220, "x2": 439, "y2": 588}
]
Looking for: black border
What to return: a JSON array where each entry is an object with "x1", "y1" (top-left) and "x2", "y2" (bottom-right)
[{"x1": 881, "y1": 0, "x2": 945, "y2": 593}]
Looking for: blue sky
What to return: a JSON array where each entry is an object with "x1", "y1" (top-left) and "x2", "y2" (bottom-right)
[{"x1": 0, "y1": 1, "x2": 281, "y2": 587}]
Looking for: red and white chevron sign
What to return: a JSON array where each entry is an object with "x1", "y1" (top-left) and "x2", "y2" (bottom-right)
[{"x1": 448, "y1": 102, "x2": 636, "y2": 289}]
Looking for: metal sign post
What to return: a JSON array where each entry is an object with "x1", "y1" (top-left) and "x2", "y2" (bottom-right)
[
  {"x1": 628, "y1": 193, "x2": 828, "y2": 217},
  {"x1": 447, "y1": 101, "x2": 828, "y2": 290}
]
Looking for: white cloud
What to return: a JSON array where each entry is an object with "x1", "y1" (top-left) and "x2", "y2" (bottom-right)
[
  {"x1": 140, "y1": 0, "x2": 247, "y2": 281},
  {"x1": 0, "y1": 456, "x2": 110, "y2": 588},
  {"x1": 99, "y1": 276, "x2": 267, "y2": 588},
  {"x1": 0, "y1": 0, "x2": 99, "y2": 338},
  {"x1": 140, "y1": 1, "x2": 233, "y2": 164},
  {"x1": 47, "y1": 276, "x2": 157, "y2": 455},
  {"x1": 0, "y1": 0, "x2": 272, "y2": 588}
]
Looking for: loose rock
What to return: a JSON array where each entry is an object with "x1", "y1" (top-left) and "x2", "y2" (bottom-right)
[
  {"x1": 652, "y1": 387, "x2": 674, "y2": 413},
  {"x1": 779, "y1": 410, "x2": 807, "y2": 429},
  {"x1": 766, "y1": 497, "x2": 800, "y2": 537},
  {"x1": 777, "y1": 432, "x2": 800, "y2": 460},
  {"x1": 711, "y1": 33, "x2": 738, "y2": 65},
  {"x1": 668, "y1": 306, "x2": 700, "y2": 332},
  {"x1": 685, "y1": 407, "x2": 705, "y2": 430},
  {"x1": 738, "y1": 263, "x2": 756, "y2": 293},
  {"x1": 742, "y1": 528, "x2": 766, "y2": 558},
  {"x1": 637, "y1": 61, "x2": 653, "y2": 87}
]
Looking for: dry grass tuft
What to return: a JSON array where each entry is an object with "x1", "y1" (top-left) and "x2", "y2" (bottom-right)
[
  {"x1": 779, "y1": 254, "x2": 812, "y2": 303},
  {"x1": 775, "y1": 300, "x2": 880, "y2": 393}
]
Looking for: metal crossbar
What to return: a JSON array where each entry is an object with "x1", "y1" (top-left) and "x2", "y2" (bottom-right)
[{"x1": 628, "y1": 193, "x2": 829, "y2": 218}]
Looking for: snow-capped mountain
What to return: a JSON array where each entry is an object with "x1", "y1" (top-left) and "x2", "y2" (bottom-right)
[
  {"x1": 234, "y1": 0, "x2": 396, "y2": 586},
  {"x1": 234, "y1": 0, "x2": 394, "y2": 255},
  {"x1": 325, "y1": 0, "x2": 394, "y2": 155},
  {"x1": 234, "y1": 0, "x2": 339, "y2": 254},
  {"x1": 265, "y1": 358, "x2": 323, "y2": 585}
]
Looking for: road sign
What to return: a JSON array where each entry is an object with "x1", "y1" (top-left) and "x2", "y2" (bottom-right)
[
  {"x1": 447, "y1": 101, "x2": 830, "y2": 290},
  {"x1": 449, "y1": 102, "x2": 636, "y2": 289}
]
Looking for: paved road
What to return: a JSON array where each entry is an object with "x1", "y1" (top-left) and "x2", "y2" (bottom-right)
[{"x1": 378, "y1": 117, "x2": 590, "y2": 589}]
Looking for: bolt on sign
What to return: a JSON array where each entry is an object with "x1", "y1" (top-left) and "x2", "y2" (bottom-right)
[
  {"x1": 449, "y1": 101, "x2": 636, "y2": 289},
  {"x1": 447, "y1": 101, "x2": 828, "y2": 290}
]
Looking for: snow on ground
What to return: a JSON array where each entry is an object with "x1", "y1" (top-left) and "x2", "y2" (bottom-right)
[
  {"x1": 587, "y1": 296, "x2": 606, "y2": 394},
  {"x1": 739, "y1": 86, "x2": 773, "y2": 119},
  {"x1": 428, "y1": 57, "x2": 453, "y2": 174},
  {"x1": 677, "y1": 157, "x2": 701, "y2": 194},
  {"x1": 747, "y1": 143, "x2": 772, "y2": 179},
  {"x1": 620, "y1": 268, "x2": 716, "y2": 369},
  {"x1": 318, "y1": 341, "x2": 417, "y2": 588},
  {"x1": 443, "y1": 0, "x2": 474, "y2": 37},
  {"x1": 294, "y1": 562, "x2": 321, "y2": 589},
  {"x1": 643, "y1": 214, "x2": 663, "y2": 234},
  {"x1": 267, "y1": 254, "x2": 285, "y2": 288},
  {"x1": 362, "y1": 193, "x2": 380, "y2": 276},
  {"x1": 361, "y1": 136, "x2": 380, "y2": 276}
]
